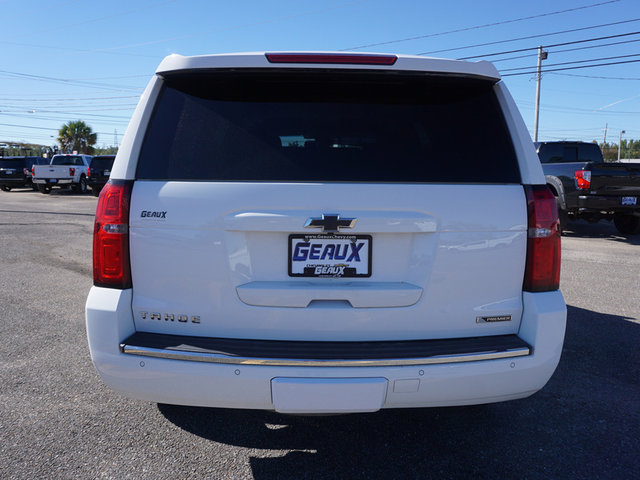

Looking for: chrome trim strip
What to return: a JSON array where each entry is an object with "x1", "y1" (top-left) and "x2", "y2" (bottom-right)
[{"x1": 121, "y1": 344, "x2": 530, "y2": 367}]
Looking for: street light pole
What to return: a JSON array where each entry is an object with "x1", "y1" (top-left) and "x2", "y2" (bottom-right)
[
  {"x1": 533, "y1": 46, "x2": 548, "y2": 142},
  {"x1": 618, "y1": 130, "x2": 626, "y2": 162}
]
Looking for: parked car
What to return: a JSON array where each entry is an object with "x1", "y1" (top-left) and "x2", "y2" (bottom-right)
[
  {"x1": 87, "y1": 155, "x2": 115, "y2": 197},
  {"x1": 536, "y1": 141, "x2": 640, "y2": 234},
  {"x1": 32, "y1": 154, "x2": 92, "y2": 193},
  {"x1": 0, "y1": 156, "x2": 48, "y2": 191},
  {"x1": 86, "y1": 52, "x2": 566, "y2": 414}
]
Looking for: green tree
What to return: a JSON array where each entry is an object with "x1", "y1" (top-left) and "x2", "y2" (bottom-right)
[{"x1": 58, "y1": 120, "x2": 97, "y2": 154}]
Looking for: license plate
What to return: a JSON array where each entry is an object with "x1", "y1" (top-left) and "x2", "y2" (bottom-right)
[
  {"x1": 50, "y1": 179, "x2": 57, "y2": 183},
  {"x1": 621, "y1": 196, "x2": 637, "y2": 206},
  {"x1": 104, "y1": 170, "x2": 110, "y2": 176},
  {"x1": 289, "y1": 234, "x2": 372, "y2": 278}
]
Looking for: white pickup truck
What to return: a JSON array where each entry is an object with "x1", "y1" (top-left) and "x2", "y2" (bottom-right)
[
  {"x1": 32, "y1": 154, "x2": 92, "y2": 194},
  {"x1": 86, "y1": 52, "x2": 566, "y2": 415}
]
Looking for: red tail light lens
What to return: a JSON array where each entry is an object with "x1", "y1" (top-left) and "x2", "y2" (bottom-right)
[
  {"x1": 575, "y1": 170, "x2": 591, "y2": 190},
  {"x1": 523, "y1": 185, "x2": 561, "y2": 292},
  {"x1": 69, "y1": 167, "x2": 75, "y2": 176},
  {"x1": 87, "y1": 167, "x2": 91, "y2": 178},
  {"x1": 93, "y1": 180, "x2": 133, "y2": 289},
  {"x1": 32, "y1": 166, "x2": 35, "y2": 176},
  {"x1": 265, "y1": 53, "x2": 398, "y2": 65}
]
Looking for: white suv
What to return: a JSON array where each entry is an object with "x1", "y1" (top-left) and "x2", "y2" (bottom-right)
[{"x1": 86, "y1": 52, "x2": 566, "y2": 414}]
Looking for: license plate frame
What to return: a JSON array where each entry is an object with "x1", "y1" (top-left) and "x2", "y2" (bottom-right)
[
  {"x1": 288, "y1": 233, "x2": 372, "y2": 278},
  {"x1": 621, "y1": 196, "x2": 637, "y2": 206}
]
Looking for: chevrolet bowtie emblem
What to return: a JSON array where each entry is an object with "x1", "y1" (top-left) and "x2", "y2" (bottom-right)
[{"x1": 304, "y1": 214, "x2": 357, "y2": 233}]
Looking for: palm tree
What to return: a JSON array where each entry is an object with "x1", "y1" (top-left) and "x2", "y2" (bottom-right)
[{"x1": 58, "y1": 120, "x2": 97, "y2": 154}]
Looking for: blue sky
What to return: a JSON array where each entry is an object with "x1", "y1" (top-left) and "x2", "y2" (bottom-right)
[{"x1": 1, "y1": 0, "x2": 638, "y2": 148}]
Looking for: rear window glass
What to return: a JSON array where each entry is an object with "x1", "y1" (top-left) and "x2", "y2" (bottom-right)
[
  {"x1": 137, "y1": 70, "x2": 520, "y2": 183},
  {"x1": 51, "y1": 156, "x2": 83, "y2": 166},
  {"x1": 537, "y1": 143, "x2": 603, "y2": 163},
  {"x1": 90, "y1": 157, "x2": 115, "y2": 169}
]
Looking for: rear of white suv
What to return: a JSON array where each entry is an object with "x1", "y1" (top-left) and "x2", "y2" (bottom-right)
[{"x1": 86, "y1": 52, "x2": 566, "y2": 414}]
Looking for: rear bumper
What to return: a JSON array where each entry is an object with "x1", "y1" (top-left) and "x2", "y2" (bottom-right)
[
  {"x1": 0, "y1": 177, "x2": 28, "y2": 186},
  {"x1": 33, "y1": 178, "x2": 72, "y2": 185},
  {"x1": 86, "y1": 288, "x2": 566, "y2": 413},
  {"x1": 573, "y1": 194, "x2": 639, "y2": 213}
]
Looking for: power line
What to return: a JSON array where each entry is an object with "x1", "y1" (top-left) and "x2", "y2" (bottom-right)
[
  {"x1": 0, "y1": 70, "x2": 144, "y2": 92},
  {"x1": 0, "y1": 40, "x2": 159, "y2": 59},
  {"x1": 0, "y1": 95, "x2": 140, "y2": 102},
  {"x1": 550, "y1": 72, "x2": 640, "y2": 80},
  {"x1": 458, "y1": 30, "x2": 640, "y2": 60},
  {"x1": 12, "y1": 0, "x2": 177, "y2": 39},
  {"x1": 502, "y1": 58, "x2": 640, "y2": 76},
  {"x1": 340, "y1": 0, "x2": 620, "y2": 51},
  {"x1": 490, "y1": 37, "x2": 640, "y2": 63},
  {"x1": 0, "y1": 122, "x2": 126, "y2": 136},
  {"x1": 417, "y1": 18, "x2": 640, "y2": 55},
  {"x1": 500, "y1": 52, "x2": 640, "y2": 72},
  {"x1": 87, "y1": 0, "x2": 368, "y2": 53}
]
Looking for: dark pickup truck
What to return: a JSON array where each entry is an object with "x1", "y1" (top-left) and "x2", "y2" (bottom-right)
[
  {"x1": 0, "y1": 156, "x2": 49, "y2": 191},
  {"x1": 86, "y1": 155, "x2": 115, "y2": 197},
  {"x1": 536, "y1": 141, "x2": 640, "y2": 234}
]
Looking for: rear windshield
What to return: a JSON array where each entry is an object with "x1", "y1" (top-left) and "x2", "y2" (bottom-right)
[
  {"x1": 137, "y1": 70, "x2": 520, "y2": 183},
  {"x1": 537, "y1": 143, "x2": 604, "y2": 164},
  {"x1": 51, "y1": 156, "x2": 85, "y2": 166},
  {"x1": 0, "y1": 159, "x2": 24, "y2": 169},
  {"x1": 90, "y1": 156, "x2": 115, "y2": 169}
]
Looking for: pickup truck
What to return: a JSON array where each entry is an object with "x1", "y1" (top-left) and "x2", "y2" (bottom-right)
[
  {"x1": 32, "y1": 154, "x2": 92, "y2": 194},
  {"x1": 87, "y1": 155, "x2": 116, "y2": 196},
  {"x1": 536, "y1": 141, "x2": 640, "y2": 234},
  {"x1": 86, "y1": 52, "x2": 566, "y2": 414}
]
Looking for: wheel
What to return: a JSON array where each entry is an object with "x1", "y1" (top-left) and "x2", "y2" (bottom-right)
[
  {"x1": 37, "y1": 184, "x2": 51, "y2": 194},
  {"x1": 613, "y1": 213, "x2": 640, "y2": 235},
  {"x1": 73, "y1": 175, "x2": 88, "y2": 193},
  {"x1": 91, "y1": 186, "x2": 101, "y2": 197},
  {"x1": 0, "y1": 185, "x2": 11, "y2": 192}
]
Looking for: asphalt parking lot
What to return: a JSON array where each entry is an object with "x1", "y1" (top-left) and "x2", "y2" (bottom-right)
[{"x1": 0, "y1": 187, "x2": 638, "y2": 480}]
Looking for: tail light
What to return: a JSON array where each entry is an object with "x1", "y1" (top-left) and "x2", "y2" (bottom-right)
[
  {"x1": 87, "y1": 167, "x2": 91, "y2": 178},
  {"x1": 93, "y1": 180, "x2": 133, "y2": 289},
  {"x1": 69, "y1": 167, "x2": 75, "y2": 176},
  {"x1": 523, "y1": 185, "x2": 561, "y2": 292},
  {"x1": 575, "y1": 170, "x2": 591, "y2": 190},
  {"x1": 32, "y1": 166, "x2": 35, "y2": 176}
]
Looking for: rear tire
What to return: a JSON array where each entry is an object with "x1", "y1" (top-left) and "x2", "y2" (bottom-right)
[
  {"x1": 73, "y1": 175, "x2": 88, "y2": 193},
  {"x1": 0, "y1": 185, "x2": 11, "y2": 192},
  {"x1": 613, "y1": 213, "x2": 640, "y2": 235},
  {"x1": 37, "y1": 184, "x2": 51, "y2": 194},
  {"x1": 555, "y1": 197, "x2": 568, "y2": 234}
]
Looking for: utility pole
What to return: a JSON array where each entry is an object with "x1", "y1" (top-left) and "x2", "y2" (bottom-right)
[
  {"x1": 533, "y1": 46, "x2": 548, "y2": 142},
  {"x1": 618, "y1": 129, "x2": 625, "y2": 162},
  {"x1": 603, "y1": 123, "x2": 608, "y2": 145}
]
